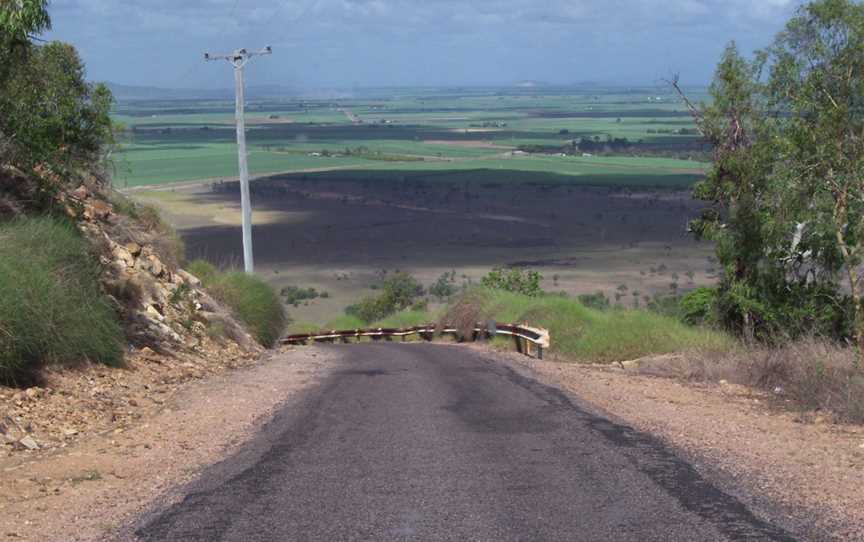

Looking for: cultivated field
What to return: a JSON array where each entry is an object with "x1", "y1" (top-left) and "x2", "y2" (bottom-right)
[
  {"x1": 113, "y1": 86, "x2": 709, "y2": 187},
  {"x1": 122, "y1": 85, "x2": 715, "y2": 327}
]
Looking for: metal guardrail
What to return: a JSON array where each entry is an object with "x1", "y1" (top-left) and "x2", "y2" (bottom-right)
[{"x1": 282, "y1": 322, "x2": 551, "y2": 359}]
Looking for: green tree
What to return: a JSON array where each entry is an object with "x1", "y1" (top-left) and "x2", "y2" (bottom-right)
[
  {"x1": 766, "y1": 0, "x2": 864, "y2": 352},
  {"x1": 1, "y1": 42, "x2": 114, "y2": 172},
  {"x1": 0, "y1": 0, "x2": 50, "y2": 50},
  {"x1": 673, "y1": 0, "x2": 864, "y2": 348},
  {"x1": 674, "y1": 44, "x2": 780, "y2": 340},
  {"x1": 1, "y1": 1, "x2": 115, "y2": 200}
]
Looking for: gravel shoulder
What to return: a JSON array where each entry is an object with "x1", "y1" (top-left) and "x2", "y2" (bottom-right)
[
  {"x1": 486, "y1": 346, "x2": 864, "y2": 541},
  {"x1": 0, "y1": 346, "x2": 340, "y2": 542}
]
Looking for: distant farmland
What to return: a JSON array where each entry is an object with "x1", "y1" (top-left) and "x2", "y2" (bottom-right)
[{"x1": 112, "y1": 86, "x2": 709, "y2": 188}]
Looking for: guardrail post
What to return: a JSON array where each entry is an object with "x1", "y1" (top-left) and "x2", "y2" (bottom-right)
[{"x1": 486, "y1": 320, "x2": 497, "y2": 342}]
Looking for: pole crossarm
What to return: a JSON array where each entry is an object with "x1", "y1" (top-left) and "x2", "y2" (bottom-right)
[{"x1": 204, "y1": 47, "x2": 272, "y2": 66}]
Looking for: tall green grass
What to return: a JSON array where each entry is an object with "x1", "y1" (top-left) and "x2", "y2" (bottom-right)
[
  {"x1": 0, "y1": 217, "x2": 124, "y2": 384},
  {"x1": 290, "y1": 308, "x2": 438, "y2": 335},
  {"x1": 374, "y1": 309, "x2": 438, "y2": 328},
  {"x1": 187, "y1": 260, "x2": 286, "y2": 347},
  {"x1": 445, "y1": 288, "x2": 732, "y2": 363}
]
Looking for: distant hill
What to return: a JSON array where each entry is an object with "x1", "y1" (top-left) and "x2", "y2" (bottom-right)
[{"x1": 514, "y1": 80, "x2": 549, "y2": 88}]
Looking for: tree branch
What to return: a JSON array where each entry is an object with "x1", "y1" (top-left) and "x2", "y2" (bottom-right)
[{"x1": 664, "y1": 74, "x2": 706, "y2": 137}]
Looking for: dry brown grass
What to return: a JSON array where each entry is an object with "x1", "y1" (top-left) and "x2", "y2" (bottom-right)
[
  {"x1": 637, "y1": 339, "x2": 864, "y2": 423},
  {"x1": 443, "y1": 289, "x2": 485, "y2": 340}
]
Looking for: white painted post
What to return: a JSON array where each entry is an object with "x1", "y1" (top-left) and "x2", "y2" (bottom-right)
[{"x1": 205, "y1": 47, "x2": 272, "y2": 273}]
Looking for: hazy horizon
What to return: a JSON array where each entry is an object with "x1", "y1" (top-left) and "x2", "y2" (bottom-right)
[{"x1": 47, "y1": 1, "x2": 803, "y2": 91}]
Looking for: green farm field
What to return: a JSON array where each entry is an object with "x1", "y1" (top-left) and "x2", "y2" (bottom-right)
[{"x1": 113, "y1": 86, "x2": 709, "y2": 188}]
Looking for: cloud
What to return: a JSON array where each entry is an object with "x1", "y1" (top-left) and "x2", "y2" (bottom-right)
[{"x1": 44, "y1": 0, "x2": 804, "y2": 87}]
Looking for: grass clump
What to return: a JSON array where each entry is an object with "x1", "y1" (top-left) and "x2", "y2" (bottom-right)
[
  {"x1": 375, "y1": 308, "x2": 437, "y2": 328},
  {"x1": 0, "y1": 217, "x2": 124, "y2": 384},
  {"x1": 187, "y1": 260, "x2": 286, "y2": 347},
  {"x1": 444, "y1": 288, "x2": 732, "y2": 363}
]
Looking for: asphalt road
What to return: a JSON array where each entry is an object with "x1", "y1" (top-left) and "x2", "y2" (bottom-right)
[{"x1": 133, "y1": 344, "x2": 795, "y2": 542}]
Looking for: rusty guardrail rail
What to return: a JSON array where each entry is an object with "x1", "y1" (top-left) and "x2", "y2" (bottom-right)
[{"x1": 282, "y1": 322, "x2": 551, "y2": 359}]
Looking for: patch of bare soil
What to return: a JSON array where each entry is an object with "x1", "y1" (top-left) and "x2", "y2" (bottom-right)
[
  {"x1": 0, "y1": 346, "x2": 339, "y2": 542},
  {"x1": 489, "y1": 348, "x2": 864, "y2": 541}
]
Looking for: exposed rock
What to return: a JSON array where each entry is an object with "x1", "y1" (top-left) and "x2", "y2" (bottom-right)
[
  {"x1": 71, "y1": 185, "x2": 89, "y2": 200},
  {"x1": 83, "y1": 200, "x2": 112, "y2": 221},
  {"x1": 146, "y1": 255, "x2": 165, "y2": 278},
  {"x1": 125, "y1": 242, "x2": 142, "y2": 256},
  {"x1": 175, "y1": 269, "x2": 201, "y2": 287},
  {"x1": 145, "y1": 305, "x2": 165, "y2": 322},
  {"x1": 139, "y1": 347, "x2": 156, "y2": 358},
  {"x1": 0, "y1": 180, "x2": 269, "y2": 462},
  {"x1": 24, "y1": 387, "x2": 43, "y2": 400},
  {"x1": 113, "y1": 245, "x2": 135, "y2": 268},
  {"x1": 19, "y1": 436, "x2": 39, "y2": 450}
]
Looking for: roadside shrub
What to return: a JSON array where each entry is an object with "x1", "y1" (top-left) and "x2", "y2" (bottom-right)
[
  {"x1": 0, "y1": 217, "x2": 124, "y2": 384},
  {"x1": 280, "y1": 285, "x2": 322, "y2": 307},
  {"x1": 679, "y1": 287, "x2": 717, "y2": 326},
  {"x1": 188, "y1": 259, "x2": 286, "y2": 347},
  {"x1": 480, "y1": 267, "x2": 543, "y2": 296},
  {"x1": 429, "y1": 271, "x2": 458, "y2": 300},
  {"x1": 346, "y1": 296, "x2": 391, "y2": 323},
  {"x1": 577, "y1": 291, "x2": 610, "y2": 311},
  {"x1": 380, "y1": 272, "x2": 425, "y2": 309},
  {"x1": 186, "y1": 259, "x2": 218, "y2": 283},
  {"x1": 345, "y1": 272, "x2": 425, "y2": 324}
]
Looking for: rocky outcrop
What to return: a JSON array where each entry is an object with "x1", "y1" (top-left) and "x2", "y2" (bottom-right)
[
  {"x1": 66, "y1": 184, "x2": 259, "y2": 354},
  {"x1": 0, "y1": 181, "x2": 264, "y2": 457}
]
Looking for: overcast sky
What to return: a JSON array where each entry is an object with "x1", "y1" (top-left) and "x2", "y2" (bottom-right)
[{"x1": 44, "y1": 0, "x2": 803, "y2": 90}]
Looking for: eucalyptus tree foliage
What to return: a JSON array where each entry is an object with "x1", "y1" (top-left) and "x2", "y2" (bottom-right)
[
  {"x1": 0, "y1": 0, "x2": 114, "y2": 196},
  {"x1": 1, "y1": 42, "x2": 114, "y2": 172},
  {"x1": 767, "y1": 0, "x2": 864, "y2": 351},
  {"x1": 0, "y1": 0, "x2": 50, "y2": 46},
  {"x1": 674, "y1": 0, "x2": 864, "y2": 347}
]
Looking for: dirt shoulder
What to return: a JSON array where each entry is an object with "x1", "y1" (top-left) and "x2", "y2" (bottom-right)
[
  {"x1": 487, "y1": 347, "x2": 864, "y2": 541},
  {"x1": 0, "y1": 346, "x2": 340, "y2": 542}
]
